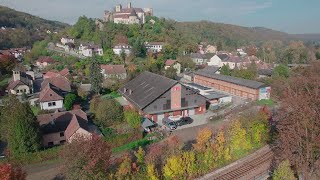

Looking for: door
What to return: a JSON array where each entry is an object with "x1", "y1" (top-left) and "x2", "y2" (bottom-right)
[{"x1": 189, "y1": 109, "x2": 195, "y2": 116}]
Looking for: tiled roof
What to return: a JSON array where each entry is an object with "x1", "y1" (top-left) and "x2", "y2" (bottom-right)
[
  {"x1": 195, "y1": 71, "x2": 266, "y2": 89},
  {"x1": 258, "y1": 69, "x2": 273, "y2": 76},
  {"x1": 41, "y1": 75, "x2": 71, "y2": 92},
  {"x1": 44, "y1": 71, "x2": 59, "y2": 79},
  {"x1": 101, "y1": 65, "x2": 126, "y2": 75},
  {"x1": 37, "y1": 56, "x2": 55, "y2": 64},
  {"x1": 39, "y1": 83, "x2": 64, "y2": 102},
  {"x1": 6, "y1": 80, "x2": 27, "y2": 90},
  {"x1": 59, "y1": 68, "x2": 69, "y2": 77},
  {"x1": 37, "y1": 109, "x2": 88, "y2": 134},
  {"x1": 190, "y1": 53, "x2": 208, "y2": 59},
  {"x1": 165, "y1": 59, "x2": 176, "y2": 66},
  {"x1": 118, "y1": 71, "x2": 177, "y2": 110},
  {"x1": 65, "y1": 114, "x2": 91, "y2": 140}
]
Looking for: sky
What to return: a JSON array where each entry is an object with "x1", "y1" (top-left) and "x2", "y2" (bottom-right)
[{"x1": 1, "y1": 0, "x2": 319, "y2": 34}]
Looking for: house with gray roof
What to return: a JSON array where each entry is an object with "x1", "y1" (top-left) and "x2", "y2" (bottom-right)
[{"x1": 118, "y1": 72, "x2": 207, "y2": 124}]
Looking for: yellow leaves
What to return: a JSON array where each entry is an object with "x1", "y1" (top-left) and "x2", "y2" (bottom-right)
[
  {"x1": 146, "y1": 163, "x2": 159, "y2": 180},
  {"x1": 228, "y1": 120, "x2": 252, "y2": 158},
  {"x1": 163, "y1": 155, "x2": 185, "y2": 179},
  {"x1": 193, "y1": 128, "x2": 213, "y2": 152},
  {"x1": 134, "y1": 146, "x2": 145, "y2": 165},
  {"x1": 182, "y1": 151, "x2": 197, "y2": 177}
]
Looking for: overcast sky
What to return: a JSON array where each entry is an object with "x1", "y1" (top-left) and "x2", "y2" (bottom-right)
[{"x1": 1, "y1": 0, "x2": 319, "y2": 34}]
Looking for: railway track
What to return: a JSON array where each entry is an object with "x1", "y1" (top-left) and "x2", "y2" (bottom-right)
[{"x1": 200, "y1": 146, "x2": 273, "y2": 180}]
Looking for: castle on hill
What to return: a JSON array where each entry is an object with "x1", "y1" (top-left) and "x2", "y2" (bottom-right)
[{"x1": 103, "y1": 2, "x2": 153, "y2": 25}]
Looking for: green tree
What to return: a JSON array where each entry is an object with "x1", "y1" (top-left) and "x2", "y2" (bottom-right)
[
  {"x1": 124, "y1": 109, "x2": 141, "y2": 129},
  {"x1": 163, "y1": 155, "x2": 185, "y2": 179},
  {"x1": 120, "y1": 49, "x2": 126, "y2": 64},
  {"x1": 273, "y1": 64, "x2": 290, "y2": 78},
  {"x1": 316, "y1": 51, "x2": 320, "y2": 60},
  {"x1": 93, "y1": 99, "x2": 124, "y2": 128},
  {"x1": 64, "y1": 93, "x2": 77, "y2": 111},
  {"x1": 164, "y1": 66, "x2": 177, "y2": 79},
  {"x1": 134, "y1": 146, "x2": 145, "y2": 165},
  {"x1": 220, "y1": 64, "x2": 231, "y2": 76},
  {"x1": 182, "y1": 151, "x2": 197, "y2": 177},
  {"x1": 89, "y1": 58, "x2": 102, "y2": 94},
  {"x1": 1, "y1": 97, "x2": 41, "y2": 156},
  {"x1": 273, "y1": 160, "x2": 296, "y2": 180},
  {"x1": 228, "y1": 120, "x2": 251, "y2": 159}
]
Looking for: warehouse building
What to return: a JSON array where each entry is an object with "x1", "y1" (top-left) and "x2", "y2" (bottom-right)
[{"x1": 194, "y1": 71, "x2": 271, "y2": 100}]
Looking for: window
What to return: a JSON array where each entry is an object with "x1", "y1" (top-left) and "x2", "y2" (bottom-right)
[
  {"x1": 60, "y1": 132, "x2": 64, "y2": 137},
  {"x1": 48, "y1": 142, "x2": 54, "y2": 147},
  {"x1": 16, "y1": 90, "x2": 19, "y2": 93},
  {"x1": 48, "y1": 102, "x2": 56, "y2": 107}
]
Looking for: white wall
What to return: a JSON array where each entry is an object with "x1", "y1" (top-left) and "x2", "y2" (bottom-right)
[
  {"x1": 113, "y1": 48, "x2": 131, "y2": 56},
  {"x1": 208, "y1": 55, "x2": 221, "y2": 66},
  {"x1": 40, "y1": 100, "x2": 63, "y2": 110},
  {"x1": 10, "y1": 85, "x2": 30, "y2": 95}
]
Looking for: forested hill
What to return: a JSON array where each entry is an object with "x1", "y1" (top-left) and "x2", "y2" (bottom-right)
[
  {"x1": 175, "y1": 21, "x2": 290, "y2": 45},
  {"x1": 0, "y1": 6, "x2": 69, "y2": 49}
]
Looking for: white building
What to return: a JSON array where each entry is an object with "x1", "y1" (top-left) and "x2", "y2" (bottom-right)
[
  {"x1": 207, "y1": 54, "x2": 241, "y2": 69},
  {"x1": 113, "y1": 43, "x2": 132, "y2": 56},
  {"x1": 145, "y1": 42, "x2": 164, "y2": 53},
  {"x1": 79, "y1": 43, "x2": 103, "y2": 57},
  {"x1": 104, "y1": 2, "x2": 153, "y2": 25},
  {"x1": 61, "y1": 37, "x2": 75, "y2": 45}
]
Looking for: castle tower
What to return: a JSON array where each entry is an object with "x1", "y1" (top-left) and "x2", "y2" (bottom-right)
[
  {"x1": 128, "y1": 2, "x2": 132, "y2": 8},
  {"x1": 115, "y1": 4, "x2": 122, "y2": 12},
  {"x1": 13, "y1": 69, "x2": 21, "y2": 81}
]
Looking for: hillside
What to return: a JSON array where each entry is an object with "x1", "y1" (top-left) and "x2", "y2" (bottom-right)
[
  {"x1": 0, "y1": 6, "x2": 69, "y2": 49},
  {"x1": 176, "y1": 21, "x2": 291, "y2": 46}
]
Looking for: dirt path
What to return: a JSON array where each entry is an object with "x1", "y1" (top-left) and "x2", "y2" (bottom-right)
[{"x1": 25, "y1": 161, "x2": 62, "y2": 180}]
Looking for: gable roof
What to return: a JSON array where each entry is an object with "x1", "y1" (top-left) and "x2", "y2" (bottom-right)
[
  {"x1": 37, "y1": 109, "x2": 88, "y2": 134},
  {"x1": 190, "y1": 53, "x2": 208, "y2": 59},
  {"x1": 118, "y1": 72, "x2": 177, "y2": 109},
  {"x1": 37, "y1": 56, "x2": 55, "y2": 64},
  {"x1": 41, "y1": 75, "x2": 71, "y2": 92},
  {"x1": 65, "y1": 114, "x2": 91, "y2": 140},
  {"x1": 59, "y1": 68, "x2": 69, "y2": 76},
  {"x1": 39, "y1": 83, "x2": 64, "y2": 102},
  {"x1": 217, "y1": 54, "x2": 229, "y2": 61},
  {"x1": 101, "y1": 65, "x2": 126, "y2": 75},
  {"x1": 195, "y1": 71, "x2": 266, "y2": 89},
  {"x1": 165, "y1": 59, "x2": 177, "y2": 66},
  {"x1": 44, "y1": 71, "x2": 59, "y2": 79},
  {"x1": 6, "y1": 80, "x2": 28, "y2": 90}
]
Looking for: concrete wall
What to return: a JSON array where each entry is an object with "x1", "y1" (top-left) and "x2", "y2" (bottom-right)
[
  {"x1": 10, "y1": 85, "x2": 30, "y2": 95},
  {"x1": 194, "y1": 74, "x2": 260, "y2": 100},
  {"x1": 40, "y1": 100, "x2": 63, "y2": 110}
]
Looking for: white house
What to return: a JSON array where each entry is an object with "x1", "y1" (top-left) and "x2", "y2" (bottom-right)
[
  {"x1": 113, "y1": 43, "x2": 132, "y2": 56},
  {"x1": 6, "y1": 68, "x2": 34, "y2": 95},
  {"x1": 144, "y1": 42, "x2": 164, "y2": 53},
  {"x1": 61, "y1": 36, "x2": 75, "y2": 45},
  {"x1": 164, "y1": 60, "x2": 181, "y2": 74},
  {"x1": 207, "y1": 54, "x2": 241, "y2": 69},
  {"x1": 190, "y1": 53, "x2": 210, "y2": 65},
  {"x1": 101, "y1": 65, "x2": 127, "y2": 80},
  {"x1": 79, "y1": 43, "x2": 103, "y2": 57}
]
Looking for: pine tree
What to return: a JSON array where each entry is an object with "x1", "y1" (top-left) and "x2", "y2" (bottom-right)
[{"x1": 89, "y1": 57, "x2": 102, "y2": 94}]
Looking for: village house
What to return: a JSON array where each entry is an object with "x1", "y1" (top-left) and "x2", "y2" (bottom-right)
[
  {"x1": 39, "y1": 75, "x2": 71, "y2": 110},
  {"x1": 207, "y1": 54, "x2": 242, "y2": 69},
  {"x1": 113, "y1": 43, "x2": 132, "y2": 56},
  {"x1": 6, "y1": 68, "x2": 34, "y2": 95},
  {"x1": 101, "y1": 65, "x2": 127, "y2": 80},
  {"x1": 118, "y1": 72, "x2": 207, "y2": 124},
  {"x1": 104, "y1": 2, "x2": 153, "y2": 25},
  {"x1": 79, "y1": 43, "x2": 103, "y2": 57},
  {"x1": 43, "y1": 68, "x2": 70, "y2": 79},
  {"x1": 61, "y1": 36, "x2": 74, "y2": 45},
  {"x1": 194, "y1": 71, "x2": 271, "y2": 100},
  {"x1": 164, "y1": 60, "x2": 181, "y2": 74},
  {"x1": 258, "y1": 69, "x2": 273, "y2": 79},
  {"x1": 0, "y1": 47, "x2": 29, "y2": 61},
  {"x1": 144, "y1": 42, "x2": 164, "y2": 53},
  {"x1": 37, "y1": 109, "x2": 93, "y2": 147},
  {"x1": 36, "y1": 56, "x2": 56, "y2": 69},
  {"x1": 190, "y1": 53, "x2": 210, "y2": 65}
]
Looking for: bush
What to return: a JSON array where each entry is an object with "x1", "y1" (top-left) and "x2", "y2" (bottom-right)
[
  {"x1": 112, "y1": 138, "x2": 155, "y2": 153},
  {"x1": 64, "y1": 93, "x2": 77, "y2": 110}
]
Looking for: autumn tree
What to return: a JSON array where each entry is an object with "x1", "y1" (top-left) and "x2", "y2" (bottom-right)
[
  {"x1": 220, "y1": 64, "x2": 231, "y2": 76},
  {"x1": 61, "y1": 135, "x2": 111, "y2": 179},
  {"x1": 124, "y1": 109, "x2": 141, "y2": 129},
  {"x1": 213, "y1": 130, "x2": 231, "y2": 165},
  {"x1": 163, "y1": 155, "x2": 185, "y2": 179},
  {"x1": 227, "y1": 120, "x2": 251, "y2": 159},
  {"x1": 273, "y1": 160, "x2": 296, "y2": 180},
  {"x1": 193, "y1": 128, "x2": 212, "y2": 152},
  {"x1": 116, "y1": 153, "x2": 133, "y2": 179},
  {"x1": 134, "y1": 146, "x2": 145, "y2": 165},
  {"x1": 0, "y1": 164, "x2": 26, "y2": 180},
  {"x1": 0, "y1": 55, "x2": 17, "y2": 75},
  {"x1": 146, "y1": 163, "x2": 159, "y2": 180},
  {"x1": 1, "y1": 96, "x2": 41, "y2": 156},
  {"x1": 89, "y1": 57, "x2": 102, "y2": 94},
  {"x1": 274, "y1": 62, "x2": 320, "y2": 179},
  {"x1": 164, "y1": 66, "x2": 177, "y2": 79}
]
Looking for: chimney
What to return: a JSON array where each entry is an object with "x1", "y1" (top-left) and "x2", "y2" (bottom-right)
[{"x1": 128, "y1": 2, "x2": 132, "y2": 9}]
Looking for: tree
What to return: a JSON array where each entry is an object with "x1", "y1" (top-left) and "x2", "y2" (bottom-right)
[
  {"x1": 316, "y1": 51, "x2": 320, "y2": 60},
  {"x1": 227, "y1": 120, "x2": 251, "y2": 159},
  {"x1": 213, "y1": 130, "x2": 231, "y2": 165},
  {"x1": 217, "y1": 41, "x2": 223, "y2": 51},
  {"x1": 220, "y1": 64, "x2": 231, "y2": 76},
  {"x1": 134, "y1": 146, "x2": 145, "y2": 165},
  {"x1": 125, "y1": 109, "x2": 141, "y2": 129},
  {"x1": 1, "y1": 97, "x2": 41, "y2": 156},
  {"x1": 177, "y1": 56, "x2": 196, "y2": 71},
  {"x1": 146, "y1": 163, "x2": 159, "y2": 180},
  {"x1": 93, "y1": 99, "x2": 124, "y2": 128},
  {"x1": 120, "y1": 49, "x2": 126, "y2": 64},
  {"x1": 0, "y1": 55, "x2": 17, "y2": 75},
  {"x1": 116, "y1": 153, "x2": 132, "y2": 179},
  {"x1": 163, "y1": 155, "x2": 185, "y2": 179},
  {"x1": 164, "y1": 66, "x2": 177, "y2": 79},
  {"x1": 61, "y1": 135, "x2": 111, "y2": 179},
  {"x1": 273, "y1": 64, "x2": 290, "y2": 78},
  {"x1": 193, "y1": 128, "x2": 212, "y2": 152},
  {"x1": 273, "y1": 160, "x2": 296, "y2": 180},
  {"x1": 182, "y1": 151, "x2": 197, "y2": 177},
  {"x1": 89, "y1": 58, "x2": 102, "y2": 94},
  {"x1": 0, "y1": 164, "x2": 26, "y2": 180},
  {"x1": 274, "y1": 62, "x2": 320, "y2": 178},
  {"x1": 64, "y1": 93, "x2": 77, "y2": 111}
]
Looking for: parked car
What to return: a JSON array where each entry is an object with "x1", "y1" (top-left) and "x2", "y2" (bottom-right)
[
  {"x1": 176, "y1": 117, "x2": 193, "y2": 126},
  {"x1": 162, "y1": 118, "x2": 177, "y2": 130}
]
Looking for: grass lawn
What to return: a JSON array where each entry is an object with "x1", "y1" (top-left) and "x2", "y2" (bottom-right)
[
  {"x1": 101, "y1": 91, "x2": 121, "y2": 99},
  {"x1": 257, "y1": 99, "x2": 275, "y2": 106}
]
